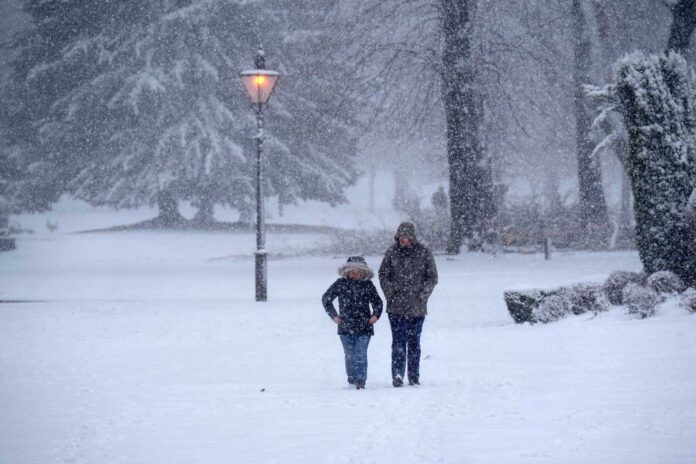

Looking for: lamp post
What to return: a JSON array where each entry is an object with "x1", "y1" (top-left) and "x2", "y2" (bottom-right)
[{"x1": 240, "y1": 46, "x2": 280, "y2": 302}]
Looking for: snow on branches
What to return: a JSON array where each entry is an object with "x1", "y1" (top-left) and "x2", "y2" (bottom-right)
[{"x1": 610, "y1": 51, "x2": 696, "y2": 284}]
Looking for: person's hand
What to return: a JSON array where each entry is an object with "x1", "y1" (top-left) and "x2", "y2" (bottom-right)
[
  {"x1": 333, "y1": 316, "x2": 342, "y2": 325},
  {"x1": 369, "y1": 315, "x2": 378, "y2": 325}
]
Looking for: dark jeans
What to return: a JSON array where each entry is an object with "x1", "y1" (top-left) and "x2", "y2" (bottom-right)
[
  {"x1": 339, "y1": 334, "x2": 371, "y2": 384},
  {"x1": 388, "y1": 313, "x2": 425, "y2": 381}
]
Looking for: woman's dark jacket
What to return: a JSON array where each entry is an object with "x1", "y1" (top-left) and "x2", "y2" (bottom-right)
[{"x1": 322, "y1": 278, "x2": 383, "y2": 336}]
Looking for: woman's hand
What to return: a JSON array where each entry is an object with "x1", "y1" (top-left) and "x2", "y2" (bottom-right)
[
  {"x1": 333, "y1": 316, "x2": 342, "y2": 325},
  {"x1": 369, "y1": 315, "x2": 378, "y2": 325}
]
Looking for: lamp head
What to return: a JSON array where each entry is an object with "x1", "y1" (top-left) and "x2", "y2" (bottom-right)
[{"x1": 239, "y1": 46, "x2": 280, "y2": 104}]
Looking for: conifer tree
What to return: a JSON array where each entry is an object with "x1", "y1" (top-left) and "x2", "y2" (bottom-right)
[
  {"x1": 4, "y1": 0, "x2": 358, "y2": 224},
  {"x1": 614, "y1": 52, "x2": 696, "y2": 284}
]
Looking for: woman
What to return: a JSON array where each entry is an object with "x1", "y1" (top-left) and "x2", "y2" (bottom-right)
[{"x1": 322, "y1": 256, "x2": 383, "y2": 389}]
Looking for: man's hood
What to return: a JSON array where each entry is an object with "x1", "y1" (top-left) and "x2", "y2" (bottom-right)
[{"x1": 394, "y1": 222, "x2": 418, "y2": 243}]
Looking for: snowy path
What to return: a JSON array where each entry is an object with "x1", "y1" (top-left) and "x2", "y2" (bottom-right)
[{"x1": 1, "y1": 232, "x2": 695, "y2": 463}]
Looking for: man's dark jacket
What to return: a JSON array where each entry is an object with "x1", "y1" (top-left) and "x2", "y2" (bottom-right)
[
  {"x1": 378, "y1": 222, "x2": 438, "y2": 317},
  {"x1": 322, "y1": 278, "x2": 383, "y2": 336}
]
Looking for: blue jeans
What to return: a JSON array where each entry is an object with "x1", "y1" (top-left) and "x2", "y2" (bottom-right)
[
  {"x1": 339, "y1": 335, "x2": 371, "y2": 384},
  {"x1": 388, "y1": 314, "x2": 425, "y2": 381}
]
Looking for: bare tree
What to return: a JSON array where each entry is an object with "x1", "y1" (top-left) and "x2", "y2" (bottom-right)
[
  {"x1": 441, "y1": 0, "x2": 495, "y2": 252},
  {"x1": 340, "y1": 0, "x2": 566, "y2": 252},
  {"x1": 573, "y1": 0, "x2": 610, "y2": 246}
]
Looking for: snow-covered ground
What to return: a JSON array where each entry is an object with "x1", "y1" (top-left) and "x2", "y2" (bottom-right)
[{"x1": 1, "y1": 223, "x2": 695, "y2": 463}]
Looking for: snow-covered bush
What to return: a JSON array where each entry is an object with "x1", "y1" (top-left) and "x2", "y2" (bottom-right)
[
  {"x1": 504, "y1": 290, "x2": 544, "y2": 323},
  {"x1": 623, "y1": 283, "x2": 659, "y2": 319},
  {"x1": 569, "y1": 283, "x2": 610, "y2": 314},
  {"x1": 506, "y1": 283, "x2": 610, "y2": 324},
  {"x1": 498, "y1": 199, "x2": 584, "y2": 251},
  {"x1": 532, "y1": 294, "x2": 571, "y2": 323},
  {"x1": 646, "y1": 270, "x2": 686, "y2": 295},
  {"x1": 679, "y1": 288, "x2": 696, "y2": 313},
  {"x1": 603, "y1": 271, "x2": 645, "y2": 305}
]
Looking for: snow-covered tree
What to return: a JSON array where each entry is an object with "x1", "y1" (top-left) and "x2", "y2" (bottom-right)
[
  {"x1": 341, "y1": 0, "x2": 570, "y2": 253},
  {"x1": 586, "y1": 0, "x2": 691, "y2": 248},
  {"x1": 0, "y1": 0, "x2": 55, "y2": 213},
  {"x1": 0, "y1": 139, "x2": 25, "y2": 215},
  {"x1": 4, "y1": 0, "x2": 358, "y2": 224},
  {"x1": 667, "y1": 0, "x2": 696, "y2": 53},
  {"x1": 572, "y1": 0, "x2": 610, "y2": 245},
  {"x1": 613, "y1": 51, "x2": 696, "y2": 284},
  {"x1": 262, "y1": 1, "x2": 361, "y2": 215},
  {"x1": 440, "y1": 0, "x2": 496, "y2": 253}
]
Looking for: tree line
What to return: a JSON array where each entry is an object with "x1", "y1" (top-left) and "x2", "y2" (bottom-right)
[
  {"x1": 0, "y1": 0, "x2": 361, "y2": 227},
  {"x1": 1, "y1": 0, "x2": 696, "y2": 283}
]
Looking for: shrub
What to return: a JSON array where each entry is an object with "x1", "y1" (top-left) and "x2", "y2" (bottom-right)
[
  {"x1": 504, "y1": 290, "x2": 544, "y2": 323},
  {"x1": 498, "y1": 200, "x2": 585, "y2": 251},
  {"x1": 505, "y1": 283, "x2": 610, "y2": 324},
  {"x1": 604, "y1": 271, "x2": 645, "y2": 305},
  {"x1": 680, "y1": 288, "x2": 696, "y2": 313},
  {"x1": 569, "y1": 283, "x2": 610, "y2": 314},
  {"x1": 623, "y1": 283, "x2": 659, "y2": 319},
  {"x1": 532, "y1": 294, "x2": 572, "y2": 323},
  {"x1": 646, "y1": 270, "x2": 686, "y2": 294}
]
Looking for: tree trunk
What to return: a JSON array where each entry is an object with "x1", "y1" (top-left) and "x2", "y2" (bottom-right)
[
  {"x1": 156, "y1": 190, "x2": 186, "y2": 227},
  {"x1": 192, "y1": 196, "x2": 215, "y2": 226},
  {"x1": 369, "y1": 164, "x2": 376, "y2": 213},
  {"x1": 667, "y1": 0, "x2": 696, "y2": 53},
  {"x1": 685, "y1": 188, "x2": 696, "y2": 286},
  {"x1": 441, "y1": 0, "x2": 495, "y2": 254},
  {"x1": 617, "y1": 167, "x2": 634, "y2": 246},
  {"x1": 393, "y1": 165, "x2": 420, "y2": 218},
  {"x1": 239, "y1": 204, "x2": 253, "y2": 225},
  {"x1": 572, "y1": 0, "x2": 610, "y2": 247}
]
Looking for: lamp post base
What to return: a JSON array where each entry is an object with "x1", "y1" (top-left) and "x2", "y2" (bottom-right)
[{"x1": 255, "y1": 251, "x2": 267, "y2": 302}]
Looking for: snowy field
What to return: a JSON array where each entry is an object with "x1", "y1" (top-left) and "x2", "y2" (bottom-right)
[{"x1": 1, "y1": 225, "x2": 696, "y2": 463}]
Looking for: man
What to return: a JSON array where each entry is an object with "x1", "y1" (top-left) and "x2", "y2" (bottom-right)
[{"x1": 379, "y1": 222, "x2": 438, "y2": 387}]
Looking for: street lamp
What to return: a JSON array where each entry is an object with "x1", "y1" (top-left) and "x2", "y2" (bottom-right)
[{"x1": 240, "y1": 46, "x2": 280, "y2": 302}]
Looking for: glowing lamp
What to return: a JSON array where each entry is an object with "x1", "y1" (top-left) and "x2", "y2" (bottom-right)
[{"x1": 240, "y1": 70, "x2": 280, "y2": 104}]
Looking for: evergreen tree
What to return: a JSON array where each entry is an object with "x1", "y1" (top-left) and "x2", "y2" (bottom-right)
[
  {"x1": 261, "y1": 1, "x2": 360, "y2": 212},
  {"x1": 613, "y1": 51, "x2": 696, "y2": 284},
  {"x1": 4, "y1": 0, "x2": 358, "y2": 224}
]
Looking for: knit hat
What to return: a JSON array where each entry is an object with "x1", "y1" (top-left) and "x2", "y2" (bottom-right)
[{"x1": 338, "y1": 256, "x2": 374, "y2": 280}]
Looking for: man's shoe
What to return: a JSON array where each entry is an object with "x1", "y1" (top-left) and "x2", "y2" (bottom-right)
[
  {"x1": 408, "y1": 378, "x2": 420, "y2": 386},
  {"x1": 393, "y1": 376, "x2": 403, "y2": 387},
  {"x1": 355, "y1": 382, "x2": 365, "y2": 390}
]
